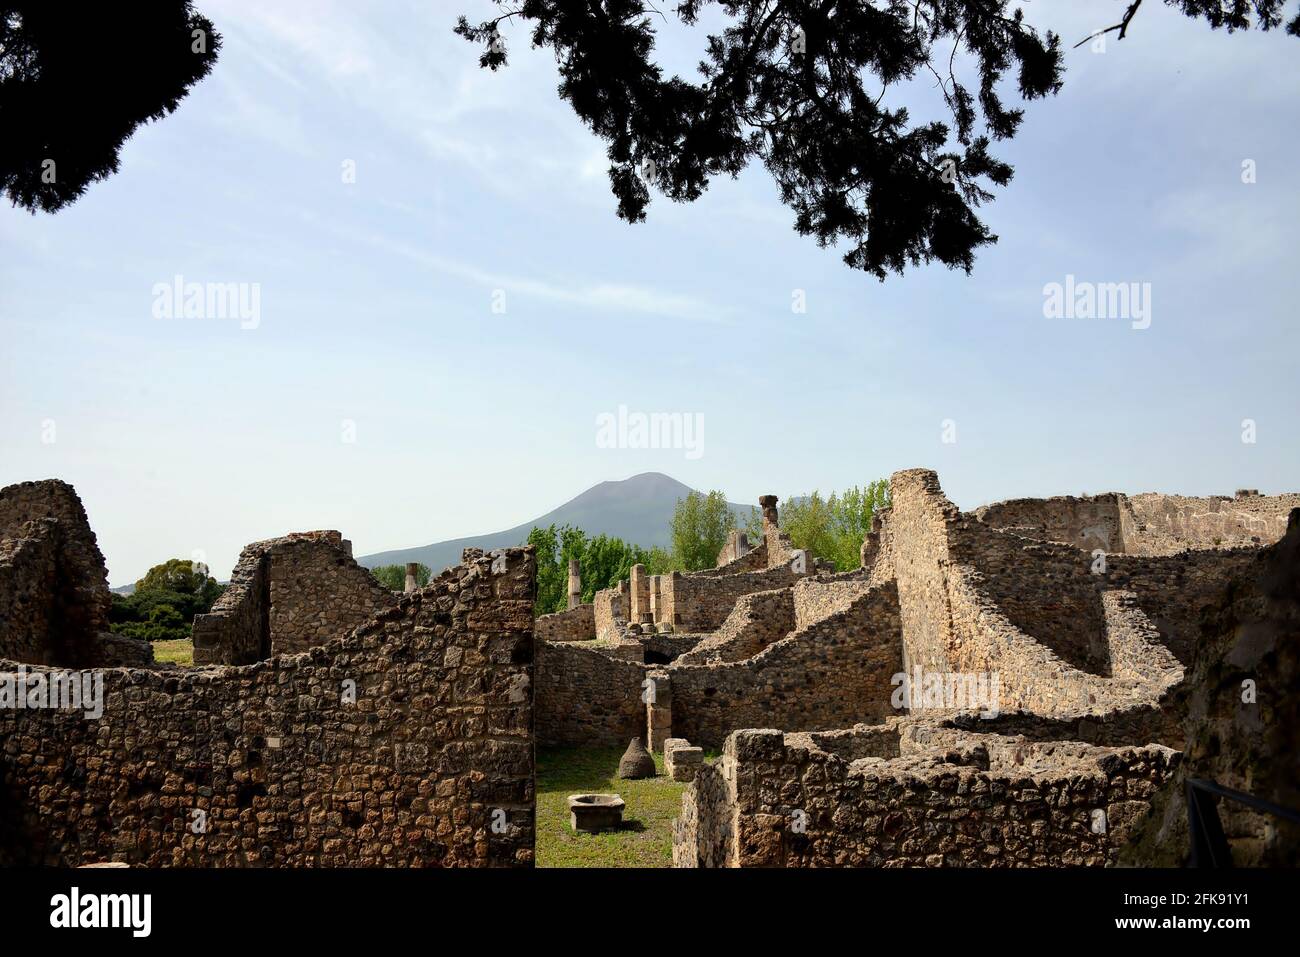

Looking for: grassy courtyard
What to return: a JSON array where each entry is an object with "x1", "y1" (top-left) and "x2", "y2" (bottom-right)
[
  {"x1": 152, "y1": 638, "x2": 194, "y2": 666},
  {"x1": 536, "y1": 746, "x2": 710, "y2": 868}
]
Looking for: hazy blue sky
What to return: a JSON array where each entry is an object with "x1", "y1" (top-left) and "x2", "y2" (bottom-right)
[{"x1": 2, "y1": 0, "x2": 1298, "y2": 585}]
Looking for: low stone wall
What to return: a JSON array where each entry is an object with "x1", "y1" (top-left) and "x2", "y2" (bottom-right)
[
  {"x1": 675, "y1": 588, "x2": 794, "y2": 665},
  {"x1": 194, "y1": 531, "x2": 397, "y2": 665},
  {"x1": 0, "y1": 547, "x2": 536, "y2": 867},
  {"x1": 659, "y1": 563, "x2": 801, "y2": 633},
  {"x1": 535, "y1": 602, "x2": 595, "y2": 642},
  {"x1": 792, "y1": 572, "x2": 870, "y2": 629},
  {"x1": 668, "y1": 581, "x2": 903, "y2": 748},
  {"x1": 674, "y1": 720, "x2": 1180, "y2": 867},
  {"x1": 535, "y1": 640, "x2": 647, "y2": 748}
]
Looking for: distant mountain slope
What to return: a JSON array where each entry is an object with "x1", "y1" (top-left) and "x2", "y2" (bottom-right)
[{"x1": 357, "y1": 472, "x2": 754, "y2": 573}]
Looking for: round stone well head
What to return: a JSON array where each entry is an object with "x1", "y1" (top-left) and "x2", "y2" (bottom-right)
[{"x1": 567, "y1": 793, "x2": 625, "y2": 833}]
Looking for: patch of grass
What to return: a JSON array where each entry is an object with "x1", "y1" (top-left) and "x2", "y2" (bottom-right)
[
  {"x1": 536, "y1": 746, "x2": 712, "y2": 868},
  {"x1": 152, "y1": 638, "x2": 193, "y2": 666}
]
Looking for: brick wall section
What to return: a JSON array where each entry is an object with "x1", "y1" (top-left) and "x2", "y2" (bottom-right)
[
  {"x1": 674, "y1": 720, "x2": 1179, "y2": 867},
  {"x1": 667, "y1": 581, "x2": 903, "y2": 748},
  {"x1": 535, "y1": 640, "x2": 647, "y2": 747},
  {"x1": 535, "y1": 602, "x2": 595, "y2": 642},
  {"x1": 0, "y1": 481, "x2": 149, "y2": 667},
  {"x1": 0, "y1": 546, "x2": 536, "y2": 867},
  {"x1": 193, "y1": 531, "x2": 397, "y2": 665}
]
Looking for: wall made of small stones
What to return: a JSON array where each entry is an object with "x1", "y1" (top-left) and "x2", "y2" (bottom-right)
[
  {"x1": 535, "y1": 639, "x2": 647, "y2": 748},
  {"x1": 675, "y1": 723, "x2": 1179, "y2": 867},
  {"x1": 661, "y1": 564, "x2": 801, "y2": 633},
  {"x1": 193, "y1": 531, "x2": 397, "y2": 665},
  {"x1": 974, "y1": 494, "x2": 1124, "y2": 553},
  {"x1": 1124, "y1": 492, "x2": 1300, "y2": 555},
  {"x1": 535, "y1": 603, "x2": 595, "y2": 642},
  {"x1": 0, "y1": 525, "x2": 64, "y2": 664},
  {"x1": 0, "y1": 481, "x2": 136, "y2": 667},
  {"x1": 675, "y1": 587, "x2": 794, "y2": 665},
  {"x1": 267, "y1": 538, "x2": 399, "y2": 656},
  {"x1": 668, "y1": 581, "x2": 903, "y2": 749},
  {"x1": 0, "y1": 547, "x2": 536, "y2": 868}
]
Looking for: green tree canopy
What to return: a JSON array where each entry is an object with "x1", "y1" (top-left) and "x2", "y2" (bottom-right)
[
  {"x1": 747, "y1": 480, "x2": 892, "y2": 571},
  {"x1": 457, "y1": 0, "x2": 1296, "y2": 280},
  {"x1": 525, "y1": 524, "x2": 666, "y2": 615},
  {"x1": 670, "y1": 490, "x2": 733, "y2": 571},
  {"x1": 1, "y1": 2, "x2": 221, "y2": 213},
  {"x1": 109, "y1": 557, "x2": 225, "y2": 642}
]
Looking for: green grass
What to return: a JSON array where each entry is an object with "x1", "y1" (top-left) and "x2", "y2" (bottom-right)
[
  {"x1": 152, "y1": 638, "x2": 194, "y2": 666},
  {"x1": 537, "y1": 746, "x2": 713, "y2": 868}
]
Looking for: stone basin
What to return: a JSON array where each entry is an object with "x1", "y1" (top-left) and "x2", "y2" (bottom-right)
[{"x1": 568, "y1": 793, "x2": 625, "y2": 833}]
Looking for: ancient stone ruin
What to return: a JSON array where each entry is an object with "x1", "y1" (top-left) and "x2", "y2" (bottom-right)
[{"x1": 0, "y1": 469, "x2": 1295, "y2": 867}]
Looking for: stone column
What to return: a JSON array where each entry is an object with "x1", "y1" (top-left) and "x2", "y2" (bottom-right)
[
  {"x1": 645, "y1": 671, "x2": 672, "y2": 752},
  {"x1": 630, "y1": 563, "x2": 651, "y2": 625},
  {"x1": 404, "y1": 562, "x2": 420, "y2": 593},
  {"x1": 759, "y1": 494, "x2": 779, "y2": 529},
  {"x1": 649, "y1": 574, "x2": 662, "y2": 624},
  {"x1": 567, "y1": 558, "x2": 582, "y2": 610}
]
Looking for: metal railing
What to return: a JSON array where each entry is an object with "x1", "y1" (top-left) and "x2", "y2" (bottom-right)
[{"x1": 1187, "y1": 777, "x2": 1300, "y2": 867}]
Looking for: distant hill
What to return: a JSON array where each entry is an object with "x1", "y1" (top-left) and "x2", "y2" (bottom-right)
[{"x1": 357, "y1": 472, "x2": 755, "y2": 573}]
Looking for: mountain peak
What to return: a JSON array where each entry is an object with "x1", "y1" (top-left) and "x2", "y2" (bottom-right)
[{"x1": 357, "y1": 474, "x2": 750, "y2": 572}]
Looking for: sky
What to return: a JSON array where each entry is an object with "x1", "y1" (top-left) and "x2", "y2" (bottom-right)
[{"x1": 2, "y1": 0, "x2": 1298, "y2": 586}]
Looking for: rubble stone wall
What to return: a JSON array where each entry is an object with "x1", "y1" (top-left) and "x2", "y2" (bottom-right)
[
  {"x1": 535, "y1": 639, "x2": 647, "y2": 748},
  {"x1": 0, "y1": 547, "x2": 536, "y2": 868},
  {"x1": 674, "y1": 721, "x2": 1179, "y2": 867},
  {"x1": 974, "y1": 495, "x2": 1125, "y2": 553},
  {"x1": 675, "y1": 588, "x2": 794, "y2": 666},
  {"x1": 659, "y1": 564, "x2": 801, "y2": 633},
  {"x1": 667, "y1": 582, "x2": 903, "y2": 748},
  {"x1": 534, "y1": 602, "x2": 595, "y2": 642},
  {"x1": 0, "y1": 480, "x2": 145, "y2": 667},
  {"x1": 1124, "y1": 492, "x2": 1300, "y2": 555},
  {"x1": 193, "y1": 531, "x2": 397, "y2": 665}
]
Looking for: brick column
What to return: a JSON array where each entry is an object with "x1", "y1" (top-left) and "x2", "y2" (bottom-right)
[{"x1": 404, "y1": 562, "x2": 420, "y2": 593}]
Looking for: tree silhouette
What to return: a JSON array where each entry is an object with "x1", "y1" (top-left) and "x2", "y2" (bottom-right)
[
  {"x1": 0, "y1": 2, "x2": 220, "y2": 213},
  {"x1": 457, "y1": 0, "x2": 1298, "y2": 280}
]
